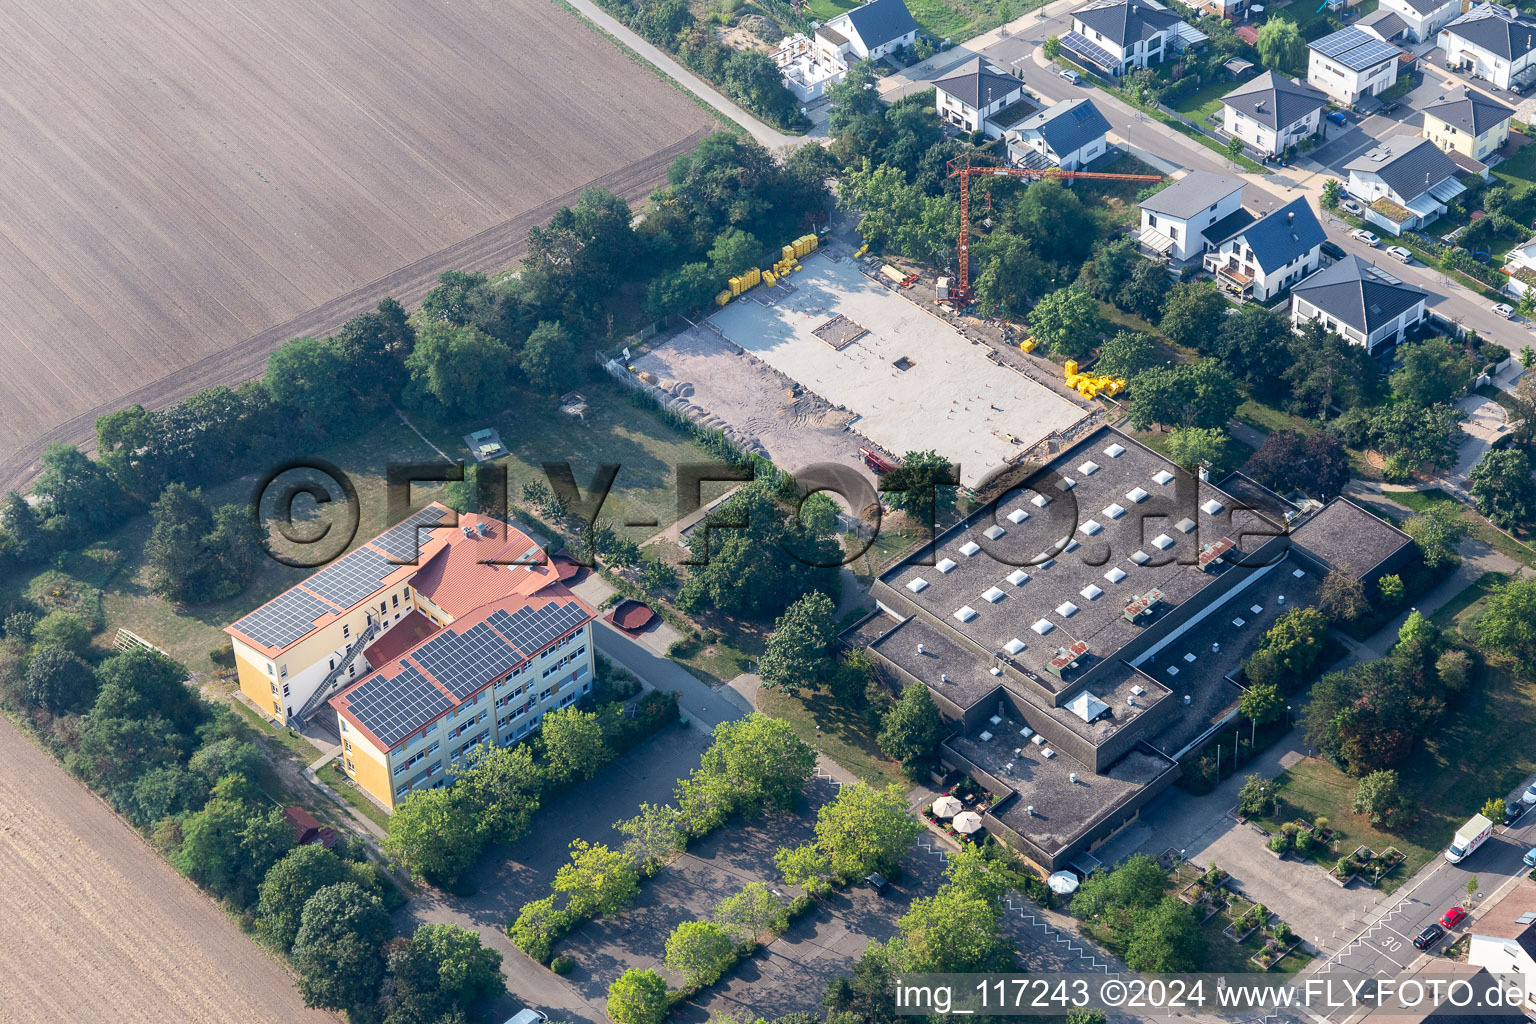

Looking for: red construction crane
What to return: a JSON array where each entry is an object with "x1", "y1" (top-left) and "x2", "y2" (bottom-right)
[{"x1": 946, "y1": 153, "x2": 1163, "y2": 306}]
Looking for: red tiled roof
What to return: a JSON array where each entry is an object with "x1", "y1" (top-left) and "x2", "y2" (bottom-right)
[
  {"x1": 607, "y1": 599, "x2": 655, "y2": 633},
  {"x1": 363, "y1": 610, "x2": 439, "y2": 668},
  {"x1": 409, "y1": 520, "x2": 560, "y2": 619},
  {"x1": 550, "y1": 554, "x2": 582, "y2": 581}
]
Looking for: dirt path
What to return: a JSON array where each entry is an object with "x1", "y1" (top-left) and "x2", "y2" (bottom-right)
[
  {"x1": 0, "y1": 129, "x2": 708, "y2": 496},
  {"x1": 0, "y1": 715, "x2": 337, "y2": 1024}
]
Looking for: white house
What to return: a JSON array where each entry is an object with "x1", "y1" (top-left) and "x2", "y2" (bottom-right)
[
  {"x1": 1060, "y1": 0, "x2": 1194, "y2": 76},
  {"x1": 1203, "y1": 196, "x2": 1326, "y2": 301},
  {"x1": 1377, "y1": 0, "x2": 1460, "y2": 42},
  {"x1": 1439, "y1": 3, "x2": 1536, "y2": 92},
  {"x1": 933, "y1": 58, "x2": 1029, "y2": 137},
  {"x1": 815, "y1": 0, "x2": 919, "y2": 63},
  {"x1": 775, "y1": 34, "x2": 849, "y2": 101},
  {"x1": 1220, "y1": 72, "x2": 1329, "y2": 158},
  {"x1": 1344, "y1": 135, "x2": 1466, "y2": 235},
  {"x1": 1290, "y1": 255, "x2": 1429, "y2": 354},
  {"x1": 1138, "y1": 172, "x2": 1252, "y2": 266},
  {"x1": 1307, "y1": 26, "x2": 1401, "y2": 106},
  {"x1": 1006, "y1": 98, "x2": 1113, "y2": 170},
  {"x1": 1501, "y1": 236, "x2": 1536, "y2": 298},
  {"x1": 1357, "y1": 8, "x2": 1411, "y2": 42},
  {"x1": 1467, "y1": 881, "x2": 1536, "y2": 1014}
]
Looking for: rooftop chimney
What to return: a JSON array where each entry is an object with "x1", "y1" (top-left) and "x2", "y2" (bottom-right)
[
  {"x1": 941, "y1": 673, "x2": 950, "y2": 683},
  {"x1": 917, "y1": 643, "x2": 926, "y2": 654},
  {"x1": 1027, "y1": 805, "x2": 1036, "y2": 816},
  {"x1": 1070, "y1": 772, "x2": 1079, "y2": 784},
  {"x1": 1287, "y1": 211, "x2": 1294, "y2": 224}
]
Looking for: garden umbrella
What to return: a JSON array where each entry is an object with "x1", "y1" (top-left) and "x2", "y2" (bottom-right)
[
  {"x1": 932, "y1": 795, "x2": 963, "y2": 818},
  {"x1": 1048, "y1": 871, "x2": 1080, "y2": 895},
  {"x1": 952, "y1": 811, "x2": 983, "y2": 834}
]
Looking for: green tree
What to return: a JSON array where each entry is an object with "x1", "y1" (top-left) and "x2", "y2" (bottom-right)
[
  {"x1": 400, "y1": 922, "x2": 506, "y2": 1012},
  {"x1": 1368, "y1": 402, "x2": 1465, "y2": 477},
  {"x1": 1044, "y1": 35, "x2": 1062, "y2": 59},
  {"x1": 385, "y1": 787, "x2": 481, "y2": 885},
  {"x1": 775, "y1": 841, "x2": 835, "y2": 894},
  {"x1": 890, "y1": 884, "x2": 1009, "y2": 973},
  {"x1": 291, "y1": 882, "x2": 393, "y2": 1013},
  {"x1": 458, "y1": 734, "x2": 545, "y2": 845},
  {"x1": 508, "y1": 896, "x2": 570, "y2": 964},
  {"x1": 1028, "y1": 287, "x2": 1101, "y2": 360},
  {"x1": 812, "y1": 782, "x2": 922, "y2": 880},
  {"x1": 971, "y1": 231, "x2": 1051, "y2": 316},
  {"x1": 607, "y1": 968, "x2": 670, "y2": 1024},
  {"x1": 521, "y1": 321, "x2": 578, "y2": 394},
  {"x1": 0, "y1": 491, "x2": 47, "y2": 564},
  {"x1": 1470, "y1": 448, "x2": 1536, "y2": 530},
  {"x1": 1378, "y1": 573, "x2": 1406, "y2": 605},
  {"x1": 1390, "y1": 337, "x2": 1474, "y2": 407},
  {"x1": 684, "y1": 712, "x2": 817, "y2": 818},
  {"x1": 539, "y1": 705, "x2": 607, "y2": 788},
  {"x1": 1241, "y1": 682, "x2": 1284, "y2": 727},
  {"x1": 1215, "y1": 304, "x2": 1293, "y2": 395},
  {"x1": 1127, "y1": 360, "x2": 1242, "y2": 432},
  {"x1": 708, "y1": 227, "x2": 763, "y2": 278},
  {"x1": 257, "y1": 844, "x2": 352, "y2": 952},
  {"x1": 1481, "y1": 795, "x2": 1507, "y2": 822},
  {"x1": 1403, "y1": 502, "x2": 1465, "y2": 569},
  {"x1": 882, "y1": 449, "x2": 957, "y2": 529},
  {"x1": 1096, "y1": 330, "x2": 1158, "y2": 380},
  {"x1": 1351, "y1": 770, "x2": 1407, "y2": 826},
  {"x1": 1256, "y1": 17, "x2": 1304, "y2": 70},
  {"x1": 552, "y1": 839, "x2": 640, "y2": 919},
  {"x1": 1125, "y1": 897, "x2": 1205, "y2": 972},
  {"x1": 877, "y1": 683, "x2": 947, "y2": 776},
  {"x1": 1479, "y1": 577, "x2": 1536, "y2": 664},
  {"x1": 759, "y1": 590, "x2": 838, "y2": 693},
  {"x1": 617, "y1": 802, "x2": 687, "y2": 871},
  {"x1": 1257, "y1": 606, "x2": 1328, "y2": 677},
  {"x1": 265, "y1": 335, "x2": 352, "y2": 433},
  {"x1": 34, "y1": 443, "x2": 123, "y2": 532},
  {"x1": 1226, "y1": 136, "x2": 1245, "y2": 163},
  {"x1": 1164, "y1": 426, "x2": 1230, "y2": 474},
  {"x1": 1321, "y1": 179, "x2": 1343, "y2": 210},
  {"x1": 665, "y1": 919, "x2": 736, "y2": 987},
  {"x1": 714, "y1": 882, "x2": 788, "y2": 942},
  {"x1": 32, "y1": 610, "x2": 91, "y2": 656},
  {"x1": 1119, "y1": 257, "x2": 1174, "y2": 320},
  {"x1": 126, "y1": 765, "x2": 209, "y2": 828},
  {"x1": 24, "y1": 644, "x2": 94, "y2": 714},
  {"x1": 645, "y1": 261, "x2": 719, "y2": 319},
  {"x1": 405, "y1": 321, "x2": 511, "y2": 417},
  {"x1": 1237, "y1": 774, "x2": 1278, "y2": 817},
  {"x1": 1159, "y1": 282, "x2": 1228, "y2": 351},
  {"x1": 1013, "y1": 180, "x2": 1096, "y2": 264}
]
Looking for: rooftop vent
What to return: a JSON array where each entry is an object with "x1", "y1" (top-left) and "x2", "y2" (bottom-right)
[
  {"x1": 1104, "y1": 567, "x2": 1127, "y2": 584},
  {"x1": 462, "y1": 526, "x2": 475, "y2": 537},
  {"x1": 1123, "y1": 588, "x2": 1165, "y2": 623},
  {"x1": 937, "y1": 558, "x2": 958, "y2": 573},
  {"x1": 1104, "y1": 443, "x2": 1126, "y2": 458},
  {"x1": 1198, "y1": 536, "x2": 1236, "y2": 572},
  {"x1": 954, "y1": 605, "x2": 978, "y2": 622},
  {"x1": 984, "y1": 525, "x2": 1006, "y2": 540}
]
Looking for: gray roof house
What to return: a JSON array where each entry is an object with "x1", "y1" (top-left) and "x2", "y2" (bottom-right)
[
  {"x1": 1377, "y1": 0, "x2": 1460, "y2": 42},
  {"x1": 1221, "y1": 71, "x2": 1330, "y2": 130},
  {"x1": 1439, "y1": 4, "x2": 1536, "y2": 90},
  {"x1": 821, "y1": 0, "x2": 920, "y2": 60},
  {"x1": 1291, "y1": 255, "x2": 1429, "y2": 354},
  {"x1": 1138, "y1": 172, "x2": 1252, "y2": 265},
  {"x1": 933, "y1": 58, "x2": 1032, "y2": 136},
  {"x1": 1007, "y1": 98, "x2": 1113, "y2": 170},
  {"x1": 1204, "y1": 196, "x2": 1326, "y2": 300},
  {"x1": 1422, "y1": 88, "x2": 1515, "y2": 135},
  {"x1": 1344, "y1": 135, "x2": 1466, "y2": 233},
  {"x1": 1359, "y1": 8, "x2": 1410, "y2": 40},
  {"x1": 1063, "y1": 0, "x2": 1199, "y2": 76}
]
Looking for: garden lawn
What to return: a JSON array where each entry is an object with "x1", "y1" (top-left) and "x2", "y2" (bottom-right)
[
  {"x1": 1171, "y1": 77, "x2": 1243, "y2": 124},
  {"x1": 1493, "y1": 137, "x2": 1536, "y2": 190},
  {"x1": 1429, "y1": 571, "x2": 1507, "y2": 639},
  {"x1": 808, "y1": 0, "x2": 1045, "y2": 40},
  {"x1": 754, "y1": 684, "x2": 909, "y2": 787},
  {"x1": 319, "y1": 761, "x2": 392, "y2": 831},
  {"x1": 1387, "y1": 489, "x2": 1536, "y2": 569}
]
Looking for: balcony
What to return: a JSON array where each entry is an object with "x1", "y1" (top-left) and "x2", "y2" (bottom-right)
[{"x1": 1205, "y1": 254, "x2": 1254, "y2": 295}]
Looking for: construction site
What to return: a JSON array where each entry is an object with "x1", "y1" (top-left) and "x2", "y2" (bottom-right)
[{"x1": 626, "y1": 240, "x2": 1093, "y2": 489}]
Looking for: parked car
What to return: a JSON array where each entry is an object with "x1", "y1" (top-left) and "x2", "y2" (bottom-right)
[
  {"x1": 1522, "y1": 781, "x2": 1536, "y2": 805},
  {"x1": 1342, "y1": 198, "x2": 1363, "y2": 214},
  {"x1": 1059, "y1": 68, "x2": 1081, "y2": 84},
  {"x1": 1414, "y1": 923, "x2": 1446, "y2": 950},
  {"x1": 1441, "y1": 906, "x2": 1468, "y2": 929},
  {"x1": 1494, "y1": 303, "x2": 1515, "y2": 319},
  {"x1": 1327, "y1": 110, "x2": 1349, "y2": 126},
  {"x1": 1507, "y1": 802, "x2": 1526, "y2": 826},
  {"x1": 864, "y1": 872, "x2": 890, "y2": 895},
  {"x1": 1321, "y1": 240, "x2": 1346, "y2": 262},
  {"x1": 1352, "y1": 228, "x2": 1380, "y2": 247},
  {"x1": 1386, "y1": 245, "x2": 1413, "y2": 264},
  {"x1": 1524, "y1": 847, "x2": 1536, "y2": 868},
  {"x1": 504, "y1": 1011, "x2": 550, "y2": 1024}
]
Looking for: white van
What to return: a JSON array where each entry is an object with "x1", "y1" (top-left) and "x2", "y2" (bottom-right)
[{"x1": 505, "y1": 1011, "x2": 549, "y2": 1024}]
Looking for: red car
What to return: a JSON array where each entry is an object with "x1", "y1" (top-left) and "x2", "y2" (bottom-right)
[{"x1": 1441, "y1": 906, "x2": 1467, "y2": 929}]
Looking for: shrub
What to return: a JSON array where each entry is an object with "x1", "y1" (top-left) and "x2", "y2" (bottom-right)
[{"x1": 550, "y1": 954, "x2": 574, "y2": 975}]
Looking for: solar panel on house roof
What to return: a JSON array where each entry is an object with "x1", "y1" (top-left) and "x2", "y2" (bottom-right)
[
  {"x1": 410, "y1": 621, "x2": 523, "y2": 698},
  {"x1": 488, "y1": 601, "x2": 587, "y2": 656},
  {"x1": 373, "y1": 505, "x2": 453, "y2": 562},
  {"x1": 233, "y1": 587, "x2": 336, "y2": 649},
  {"x1": 302, "y1": 544, "x2": 395, "y2": 609},
  {"x1": 1312, "y1": 28, "x2": 1399, "y2": 69},
  {"x1": 345, "y1": 662, "x2": 453, "y2": 747}
]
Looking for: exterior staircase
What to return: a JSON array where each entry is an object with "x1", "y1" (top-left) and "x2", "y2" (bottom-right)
[{"x1": 294, "y1": 619, "x2": 380, "y2": 723}]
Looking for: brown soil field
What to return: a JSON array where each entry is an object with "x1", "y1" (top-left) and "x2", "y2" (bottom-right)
[
  {"x1": 0, "y1": 0, "x2": 717, "y2": 493},
  {"x1": 0, "y1": 715, "x2": 338, "y2": 1023}
]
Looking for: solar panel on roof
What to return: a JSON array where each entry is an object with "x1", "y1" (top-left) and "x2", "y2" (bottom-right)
[
  {"x1": 411, "y1": 621, "x2": 522, "y2": 698},
  {"x1": 345, "y1": 662, "x2": 453, "y2": 747},
  {"x1": 233, "y1": 587, "x2": 335, "y2": 649},
  {"x1": 301, "y1": 544, "x2": 395, "y2": 609},
  {"x1": 1312, "y1": 28, "x2": 1398, "y2": 69},
  {"x1": 373, "y1": 505, "x2": 452, "y2": 562},
  {"x1": 488, "y1": 601, "x2": 587, "y2": 656}
]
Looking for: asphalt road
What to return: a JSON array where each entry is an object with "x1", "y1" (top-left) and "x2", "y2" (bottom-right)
[
  {"x1": 877, "y1": 8, "x2": 1531, "y2": 352},
  {"x1": 1310, "y1": 787, "x2": 1536, "y2": 1014}
]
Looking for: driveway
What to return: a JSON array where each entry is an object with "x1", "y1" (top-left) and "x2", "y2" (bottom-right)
[{"x1": 1444, "y1": 393, "x2": 1509, "y2": 496}]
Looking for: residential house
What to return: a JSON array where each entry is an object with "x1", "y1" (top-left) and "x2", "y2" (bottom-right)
[
  {"x1": 1061, "y1": 0, "x2": 1198, "y2": 77},
  {"x1": 815, "y1": 0, "x2": 919, "y2": 62},
  {"x1": 1467, "y1": 879, "x2": 1536, "y2": 1014},
  {"x1": 224, "y1": 504, "x2": 598, "y2": 811},
  {"x1": 1204, "y1": 196, "x2": 1326, "y2": 301},
  {"x1": 1439, "y1": 3, "x2": 1536, "y2": 92},
  {"x1": 1007, "y1": 97, "x2": 1113, "y2": 170},
  {"x1": 775, "y1": 33, "x2": 849, "y2": 101},
  {"x1": 1307, "y1": 26, "x2": 1402, "y2": 106},
  {"x1": 934, "y1": 58, "x2": 1033, "y2": 137},
  {"x1": 1501, "y1": 236, "x2": 1536, "y2": 297},
  {"x1": 1422, "y1": 87, "x2": 1515, "y2": 161},
  {"x1": 1344, "y1": 135, "x2": 1466, "y2": 234},
  {"x1": 1138, "y1": 172, "x2": 1253, "y2": 265},
  {"x1": 1376, "y1": 0, "x2": 1460, "y2": 42},
  {"x1": 1289, "y1": 255, "x2": 1429, "y2": 353},
  {"x1": 1220, "y1": 71, "x2": 1329, "y2": 157},
  {"x1": 1358, "y1": 8, "x2": 1411, "y2": 42}
]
